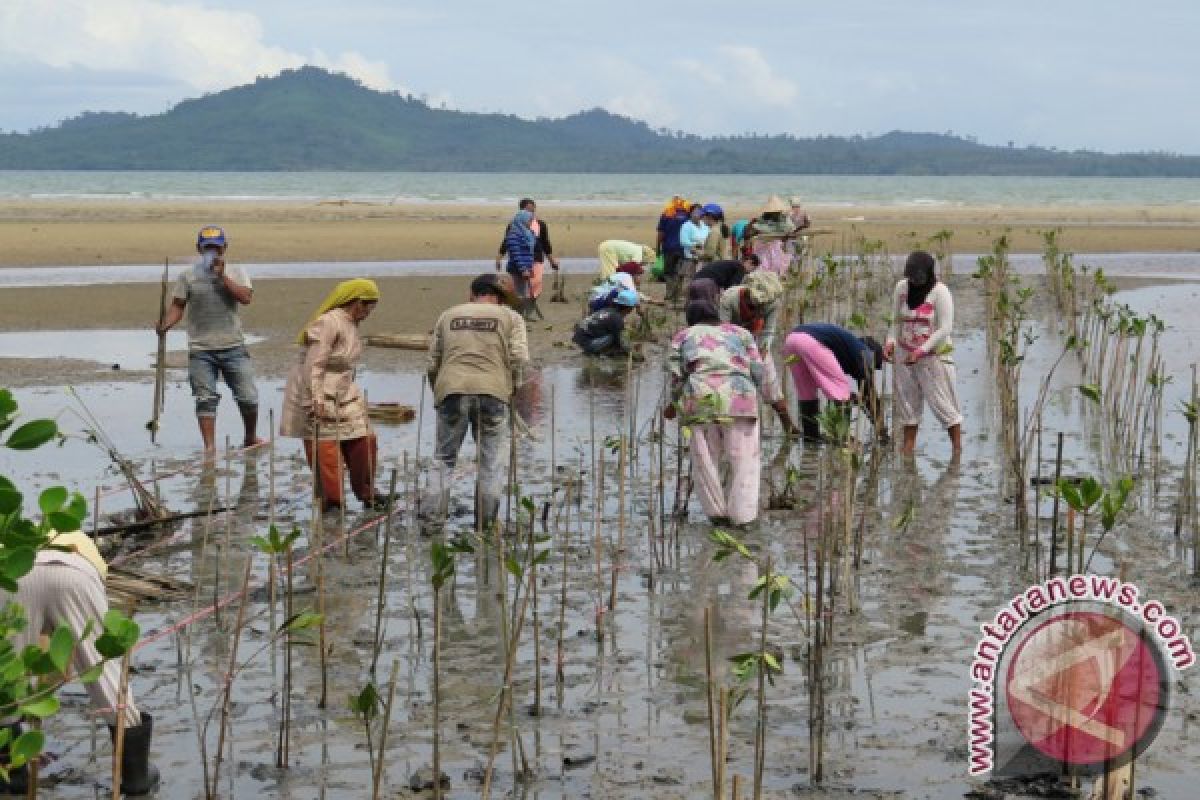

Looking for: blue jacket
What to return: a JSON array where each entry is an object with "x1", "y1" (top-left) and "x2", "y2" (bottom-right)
[{"x1": 504, "y1": 225, "x2": 536, "y2": 274}]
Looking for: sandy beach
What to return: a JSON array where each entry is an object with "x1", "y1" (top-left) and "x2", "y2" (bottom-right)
[{"x1": 2, "y1": 199, "x2": 1200, "y2": 267}]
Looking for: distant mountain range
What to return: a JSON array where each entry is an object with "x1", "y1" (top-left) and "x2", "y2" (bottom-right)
[{"x1": 2, "y1": 66, "x2": 1198, "y2": 175}]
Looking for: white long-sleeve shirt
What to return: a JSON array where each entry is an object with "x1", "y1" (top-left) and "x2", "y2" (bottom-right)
[{"x1": 887, "y1": 280, "x2": 954, "y2": 356}]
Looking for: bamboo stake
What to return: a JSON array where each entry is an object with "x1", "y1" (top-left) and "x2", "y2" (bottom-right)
[
  {"x1": 371, "y1": 469, "x2": 400, "y2": 676},
  {"x1": 211, "y1": 557, "x2": 254, "y2": 795},
  {"x1": 149, "y1": 258, "x2": 169, "y2": 443},
  {"x1": 371, "y1": 660, "x2": 399, "y2": 800},
  {"x1": 704, "y1": 607, "x2": 719, "y2": 800},
  {"x1": 608, "y1": 434, "x2": 625, "y2": 615},
  {"x1": 111, "y1": 651, "x2": 131, "y2": 800}
]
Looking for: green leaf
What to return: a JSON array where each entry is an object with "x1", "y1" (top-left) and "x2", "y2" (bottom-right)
[
  {"x1": 64, "y1": 493, "x2": 87, "y2": 523},
  {"x1": 348, "y1": 683, "x2": 381, "y2": 717},
  {"x1": 281, "y1": 611, "x2": 323, "y2": 633},
  {"x1": 762, "y1": 652, "x2": 782, "y2": 673},
  {"x1": 0, "y1": 548, "x2": 36, "y2": 586},
  {"x1": 46, "y1": 511, "x2": 82, "y2": 534},
  {"x1": 47, "y1": 625, "x2": 74, "y2": 674},
  {"x1": 5, "y1": 419, "x2": 58, "y2": 451},
  {"x1": 1077, "y1": 384, "x2": 1102, "y2": 404},
  {"x1": 1079, "y1": 476, "x2": 1104, "y2": 509},
  {"x1": 10, "y1": 730, "x2": 43, "y2": 766},
  {"x1": 78, "y1": 663, "x2": 105, "y2": 684},
  {"x1": 37, "y1": 487, "x2": 67, "y2": 515},
  {"x1": 0, "y1": 489, "x2": 21, "y2": 516},
  {"x1": 505, "y1": 555, "x2": 523, "y2": 580},
  {"x1": 94, "y1": 610, "x2": 139, "y2": 659},
  {"x1": 18, "y1": 694, "x2": 59, "y2": 719}
]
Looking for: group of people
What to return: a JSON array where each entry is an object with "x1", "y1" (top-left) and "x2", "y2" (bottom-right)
[
  {"x1": 565, "y1": 196, "x2": 962, "y2": 528},
  {"x1": 7, "y1": 199, "x2": 963, "y2": 792}
]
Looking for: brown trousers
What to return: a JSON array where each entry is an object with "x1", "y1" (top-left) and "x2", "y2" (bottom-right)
[{"x1": 303, "y1": 434, "x2": 378, "y2": 506}]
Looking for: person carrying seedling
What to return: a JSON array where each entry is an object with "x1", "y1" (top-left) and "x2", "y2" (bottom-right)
[
  {"x1": 0, "y1": 529, "x2": 158, "y2": 795},
  {"x1": 782, "y1": 322, "x2": 887, "y2": 444},
  {"x1": 425, "y1": 274, "x2": 530, "y2": 530},
  {"x1": 156, "y1": 225, "x2": 262, "y2": 455}
]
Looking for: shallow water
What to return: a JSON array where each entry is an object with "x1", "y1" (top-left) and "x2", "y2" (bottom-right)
[
  {"x1": 2, "y1": 278, "x2": 1199, "y2": 798},
  {"x1": 1, "y1": 251, "x2": 1199, "y2": 289}
]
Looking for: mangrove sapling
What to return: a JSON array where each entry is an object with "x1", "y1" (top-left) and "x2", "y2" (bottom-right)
[
  {"x1": 348, "y1": 681, "x2": 382, "y2": 778},
  {"x1": 1084, "y1": 476, "x2": 1134, "y2": 572},
  {"x1": 370, "y1": 469, "x2": 400, "y2": 676},
  {"x1": 708, "y1": 531, "x2": 791, "y2": 800},
  {"x1": 250, "y1": 525, "x2": 302, "y2": 768},
  {"x1": 1056, "y1": 477, "x2": 1103, "y2": 574},
  {"x1": 481, "y1": 514, "x2": 539, "y2": 798},
  {"x1": 430, "y1": 538, "x2": 470, "y2": 800}
]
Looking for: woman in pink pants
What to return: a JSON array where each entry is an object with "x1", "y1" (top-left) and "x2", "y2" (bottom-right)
[
  {"x1": 665, "y1": 284, "x2": 765, "y2": 526},
  {"x1": 783, "y1": 322, "x2": 885, "y2": 443}
]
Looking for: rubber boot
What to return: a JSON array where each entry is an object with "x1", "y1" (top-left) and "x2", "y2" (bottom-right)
[
  {"x1": 798, "y1": 399, "x2": 822, "y2": 444},
  {"x1": 108, "y1": 712, "x2": 160, "y2": 796},
  {"x1": 0, "y1": 723, "x2": 28, "y2": 796}
]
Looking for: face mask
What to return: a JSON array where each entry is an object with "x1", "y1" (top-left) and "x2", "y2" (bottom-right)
[{"x1": 200, "y1": 250, "x2": 218, "y2": 271}]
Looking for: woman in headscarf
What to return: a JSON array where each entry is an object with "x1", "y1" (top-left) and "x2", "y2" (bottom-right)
[
  {"x1": 745, "y1": 195, "x2": 796, "y2": 276},
  {"x1": 503, "y1": 209, "x2": 538, "y2": 318},
  {"x1": 884, "y1": 250, "x2": 962, "y2": 457},
  {"x1": 719, "y1": 270, "x2": 796, "y2": 434},
  {"x1": 496, "y1": 198, "x2": 559, "y2": 320},
  {"x1": 664, "y1": 283, "x2": 765, "y2": 526},
  {"x1": 281, "y1": 278, "x2": 388, "y2": 512}
]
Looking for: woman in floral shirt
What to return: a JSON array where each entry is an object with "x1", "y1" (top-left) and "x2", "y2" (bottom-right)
[{"x1": 665, "y1": 282, "x2": 765, "y2": 525}]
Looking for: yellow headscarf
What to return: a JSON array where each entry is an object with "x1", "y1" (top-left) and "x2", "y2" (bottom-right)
[{"x1": 297, "y1": 278, "x2": 381, "y2": 343}]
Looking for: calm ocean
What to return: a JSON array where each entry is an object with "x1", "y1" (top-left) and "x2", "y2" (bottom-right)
[{"x1": 3, "y1": 171, "x2": 1200, "y2": 207}]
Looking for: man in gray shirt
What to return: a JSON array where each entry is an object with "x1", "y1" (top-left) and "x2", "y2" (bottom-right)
[{"x1": 157, "y1": 226, "x2": 261, "y2": 454}]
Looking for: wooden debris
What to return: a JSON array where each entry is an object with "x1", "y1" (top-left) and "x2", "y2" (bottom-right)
[
  {"x1": 107, "y1": 566, "x2": 193, "y2": 606},
  {"x1": 364, "y1": 333, "x2": 430, "y2": 351},
  {"x1": 368, "y1": 402, "x2": 416, "y2": 424}
]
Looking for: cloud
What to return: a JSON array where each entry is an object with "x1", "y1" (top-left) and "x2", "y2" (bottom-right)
[
  {"x1": 714, "y1": 45, "x2": 797, "y2": 107},
  {"x1": 0, "y1": 0, "x2": 404, "y2": 93}
]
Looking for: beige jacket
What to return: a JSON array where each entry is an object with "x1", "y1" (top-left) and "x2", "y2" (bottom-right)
[{"x1": 280, "y1": 308, "x2": 370, "y2": 440}]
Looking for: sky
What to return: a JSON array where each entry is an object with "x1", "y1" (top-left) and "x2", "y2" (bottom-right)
[{"x1": 0, "y1": 1, "x2": 1196, "y2": 154}]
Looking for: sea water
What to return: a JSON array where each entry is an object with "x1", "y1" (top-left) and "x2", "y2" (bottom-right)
[{"x1": 3, "y1": 170, "x2": 1200, "y2": 207}]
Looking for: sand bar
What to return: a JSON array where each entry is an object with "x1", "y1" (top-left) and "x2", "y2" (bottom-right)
[{"x1": 1, "y1": 200, "x2": 1199, "y2": 267}]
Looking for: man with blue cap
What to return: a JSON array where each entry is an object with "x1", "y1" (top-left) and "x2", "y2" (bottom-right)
[{"x1": 156, "y1": 226, "x2": 261, "y2": 455}]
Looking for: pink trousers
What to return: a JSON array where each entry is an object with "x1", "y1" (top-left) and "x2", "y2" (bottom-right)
[
  {"x1": 690, "y1": 418, "x2": 760, "y2": 524},
  {"x1": 782, "y1": 332, "x2": 852, "y2": 402}
]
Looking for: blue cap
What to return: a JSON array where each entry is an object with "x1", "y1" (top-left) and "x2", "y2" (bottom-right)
[
  {"x1": 614, "y1": 288, "x2": 639, "y2": 307},
  {"x1": 197, "y1": 226, "x2": 227, "y2": 248},
  {"x1": 701, "y1": 203, "x2": 724, "y2": 218}
]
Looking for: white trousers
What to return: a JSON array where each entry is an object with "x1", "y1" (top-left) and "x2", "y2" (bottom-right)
[
  {"x1": 6, "y1": 553, "x2": 140, "y2": 727},
  {"x1": 893, "y1": 356, "x2": 963, "y2": 429}
]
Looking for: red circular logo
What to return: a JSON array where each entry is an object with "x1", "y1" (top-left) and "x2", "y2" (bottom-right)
[{"x1": 1005, "y1": 610, "x2": 1165, "y2": 768}]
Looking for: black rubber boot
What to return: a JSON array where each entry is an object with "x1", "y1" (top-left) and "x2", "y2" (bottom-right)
[
  {"x1": 0, "y1": 723, "x2": 28, "y2": 796},
  {"x1": 799, "y1": 399, "x2": 822, "y2": 444},
  {"x1": 108, "y1": 712, "x2": 160, "y2": 796}
]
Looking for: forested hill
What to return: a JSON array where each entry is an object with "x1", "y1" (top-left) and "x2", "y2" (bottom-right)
[{"x1": 2, "y1": 66, "x2": 1197, "y2": 175}]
